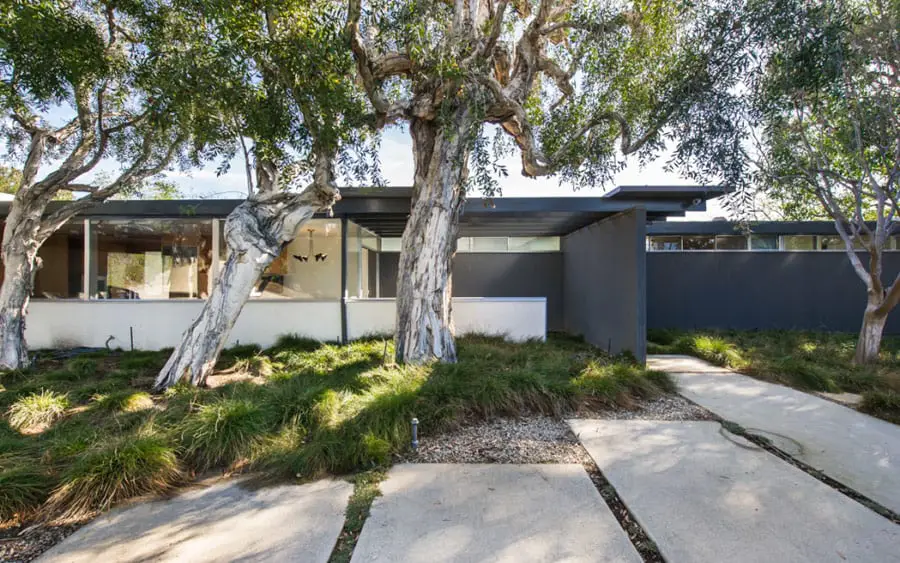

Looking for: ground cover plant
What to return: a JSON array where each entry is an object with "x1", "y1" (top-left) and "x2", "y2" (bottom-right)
[
  {"x1": 647, "y1": 329, "x2": 900, "y2": 424},
  {"x1": 0, "y1": 334, "x2": 672, "y2": 524}
]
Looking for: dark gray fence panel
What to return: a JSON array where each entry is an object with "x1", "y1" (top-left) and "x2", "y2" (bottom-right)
[{"x1": 647, "y1": 252, "x2": 900, "y2": 334}]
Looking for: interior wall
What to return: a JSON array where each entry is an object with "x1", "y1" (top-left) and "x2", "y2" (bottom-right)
[{"x1": 562, "y1": 208, "x2": 646, "y2": 361}]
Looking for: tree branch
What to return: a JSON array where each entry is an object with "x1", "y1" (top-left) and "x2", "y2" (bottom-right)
[{"x1": 346, "y1": 0, "x2": 411, "y2": 126}]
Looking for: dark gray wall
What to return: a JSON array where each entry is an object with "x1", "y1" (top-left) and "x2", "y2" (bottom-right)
[
  {"x1": 378, "y1": 252, "x2": 564, "y2": 330},
  {"x1": 562, "y1": 209, "x2": 646, "y2": 361},
  {"x1": 647, "y1": 252, "x2": 900, "y2": 334}
]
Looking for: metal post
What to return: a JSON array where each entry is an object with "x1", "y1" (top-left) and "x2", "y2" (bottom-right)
[
  {"x1": 340, "y1": 216, "x2": 348, "y2": 343},
  {"x1": 211, "y1": 218, "x2": 221, "y2": 293},
  {"x1": 82, "y1": 219, "x2": 90, "y2": 300}
]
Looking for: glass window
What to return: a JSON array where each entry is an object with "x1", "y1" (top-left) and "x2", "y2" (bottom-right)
[
  {"x1": 252, "y1": 219, "x2": 341, "y2": 299},
  {"x1": 682, "y1": 236, "x2": 715, "y2": 250},
  {"x1": 470, "y1": 237, "x2": 508, "y2": 252},
  {"x1": 715, "y1": 235, "x2": 748, "y2": 250},
  {"x1": 782, "y1": 235, "x2": 815, "y2": 250},
  {"x1": 33, "y1": 222, "x2": 84, "y2": 299},
  {"x1": 507, "y1": 237, "x2": 560, "y2": 252},
  {"x1": 647, "y1": 236, "x2": 682, "y2": 251},
  {"x1": 380, "y1": 238, "x2": 402, "y2": 252},
  {"x1": 818, "y1": 236, "x2": 843, "y2": 251},
  {"x1": 91, "y1": 219, "x2": 213, "y2": 299},
  {"x1": 360, "y1": 227, "x2": 379, "y2": 251},
  {"x1": 750, "y1": 235, "x2": 778, "y2": 250}
]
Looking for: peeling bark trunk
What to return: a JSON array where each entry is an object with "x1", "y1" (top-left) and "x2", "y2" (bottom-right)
[
  {"x1": 395, "y1": 108, "x2": 472, "y2": 364},
  {"x1": 0, "y1": 193, "x2": 53, "y2": 370},
  {"x1": 154, "y1": 171, "x2": 337, "y2": 390},
  {"x1": 855, "y1": 295, "x2": 888, "y2": 365}
]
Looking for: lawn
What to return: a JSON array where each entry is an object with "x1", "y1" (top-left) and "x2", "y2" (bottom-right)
[
  {"x1": 647, "y1": 329, "x2": 900, "y2": 424},
  {"x1": 0, "y1": 333, "x2": 673, "y2": 525}
]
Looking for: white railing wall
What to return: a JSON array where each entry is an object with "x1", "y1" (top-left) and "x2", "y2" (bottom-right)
[
  {"x1": 26, "y1": 297, "x2": 545, "y2": 351},
  {"x1": 346, "y1": 297, "x2": 547, "y2": 342},
  {"x1": 27, "y1": 300, "x2": 342, "y2": 350}
]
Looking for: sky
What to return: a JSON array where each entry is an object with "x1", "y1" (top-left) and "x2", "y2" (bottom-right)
[
  {"x1": 4, "y1": 110, "x2": 727, "y2": 220},
  {"x1": 162, "y1": 126, "x2": 728, "y2": 220}
]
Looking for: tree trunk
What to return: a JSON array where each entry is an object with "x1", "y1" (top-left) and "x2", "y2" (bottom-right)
[
  {"x1": 154, "y1": 175, "x2": 337, "y2": 390},
  {"x1": 395, "y1": 108, "x2": 472, "y2": 364},
  {"x1": 0, "y1": 242, "x2": 39, "y2": 370},
  {"x1": 855, "y1": 296, "x2": 888, "y2": 364},
  {"x1": 0, "y1": 194, "x2": 51, "y2": 370}
]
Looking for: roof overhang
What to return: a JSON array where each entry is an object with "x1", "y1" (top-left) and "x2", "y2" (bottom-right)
[{"x1": 0, "y1": 185, "x2": 722, "y2": 238}]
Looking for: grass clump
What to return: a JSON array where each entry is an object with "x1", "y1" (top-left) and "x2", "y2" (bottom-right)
[
  {"x1": 42, "y1": 435, "x2": 183, "y2": 520},
  {"x1": 0, "y1": 456, "x2": 52, "y2": 520},
  {"x1": 180, "y1": 397, "x2": 274, "y2": 471},
  {"x1": 860, "y1": 390, "x2": 900, "y2": 424},
  {"x1": 575, "y1": 363, "x2": 675, "y2": 408},
  {"x1": 328, "y1": 470, "x2": 386, "y2": 563},
  {"x1": 8, "y1": 390, "x2": 69, "y2": 430},
  {"x1": 92, "y1": 391, "x2": 154, "y2": 414}
]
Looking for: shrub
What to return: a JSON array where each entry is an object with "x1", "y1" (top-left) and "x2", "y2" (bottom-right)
[
  {"x1": 93, "y1": 391, "x2": 155, "y2": 413},
  {"x1": 0, "y1": 457, "x2": 51, "y2": 520},
  {"x1": 179, "y1": 398, "x2": 274, "y2": 471},
  {"x1": 119, "y1": 354, "x2": 165, "y2": 371},
  {"x1": 8, "y1": 390, "x2": 69, "y2": 430},
  {"x1": 574, "y1": 363, "x2": 674, "y2": 408},
  {"x1": 270, "y1": 334, "x2": 323, "y2": 353},
  {"x1": 65, "y1": 358, "x2": 99, "y2": 379},
  {"x1": 689, "y1": 335, "x2": 744, "y2": 368},
  {"x1": 860, "y1": 390, "x2": 900, "y2": 424},
  {"x1": 43, "y1": 435, "x2": 183, "y2": 520}
]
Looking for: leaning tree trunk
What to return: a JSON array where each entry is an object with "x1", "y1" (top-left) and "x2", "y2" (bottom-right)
[
  {"x1": 154, "y1": 174, "x2": 337, "y2": 390},
  {"x1": 395, "y1": 108, "x2": 473, "y2": 364},
  {"x1": 855, "y1": 293, "x2": 889, "y2": 364},
  {"x1": 0, "y1": 194, "x2": 53, "y2": 370}
]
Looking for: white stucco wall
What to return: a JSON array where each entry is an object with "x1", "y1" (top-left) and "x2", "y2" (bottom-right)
[
  {"x1": 26, "y1": 300, "x2": 342, "y2": 350},
  {"x1": 26, "y1": 297, "x2": 545, "y2": 351},
  {"x1": 345, "y1": 297, "x2": 546, "y2": 341}
]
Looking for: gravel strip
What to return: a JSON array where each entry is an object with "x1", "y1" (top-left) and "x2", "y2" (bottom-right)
[
  {"x1": 578, "y1": 394, "x2": 716, "y2": 421},
  {"x1": 0, "y1": 523, "x2": 82, "y2": 563},
  {"x1": 406, "y1": 396, "x2": 714, "y2": 465}
]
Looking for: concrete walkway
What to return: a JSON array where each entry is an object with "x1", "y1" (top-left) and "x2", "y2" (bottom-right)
[
  {"x1": 351, "y1": 464, "x2": 640, "y2": 562},
  {"x1": 570, "y1": 419, "x2": 900, "y2": 563},
  {"x1": 38, "y1": 478, "x2": 352, "y2": 563},
  {"x1": 649, "y1": 354, "x2": 900, "y2": 515}
]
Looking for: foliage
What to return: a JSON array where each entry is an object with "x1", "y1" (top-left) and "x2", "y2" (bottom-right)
[
  {"x1": 8, "y1": 390, "x2": 69, "y2": 430},
  {"x1": 43, "y1": 435, "x2": 183, "y2": 520},
  {"x1": 0, "y1": 455, "x2": 51, "y2": 520},
  {"x1": 0, "y1": 335, "x2": 673, "y2": 522},
  {"x1": 0, "y1": 165, "x2": 19, "y2": 194},
  {"x1": 738, "y1": 0, "x2": 900, "y2": 360},
  {"x1": 328, "y1": 470, "x2": 386, "y2": 563},
  {"x1": 349, "y1": 0, "x2": 752, "y2": 195},
  {"x1": 860, "y1": 390, "x2": 900, "y2": 424},
  {"x1": 179, "y1": 397, "x2": 274, "y2": 471}
]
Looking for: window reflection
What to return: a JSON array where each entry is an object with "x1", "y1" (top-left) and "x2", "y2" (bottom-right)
[{"x1": 90, "y1": 220, "x2": 213, "y2": 299}]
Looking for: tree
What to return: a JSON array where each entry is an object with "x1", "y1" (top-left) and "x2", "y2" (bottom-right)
[
  {"x1": 153, "y1": 0, "x2": 377, "y2": 389},
  {"x1": 746, "y1": 0, "x2": 899, "y2": 363},
  {"x1": 0, "y1": 1, "x2": 206, "y2": 369},
  {"x1": 347, "y1": 0, "x2": 750, "y2": 363}
]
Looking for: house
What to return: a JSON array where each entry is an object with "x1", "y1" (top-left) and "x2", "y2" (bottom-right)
[{"x1": 1, "y1": 186, "x2": 722, "y2": 362}]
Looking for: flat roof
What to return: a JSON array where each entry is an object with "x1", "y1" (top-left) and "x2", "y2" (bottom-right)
[{"x1": 0, "y1": 186, "x2": 720, "y2": 237}]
